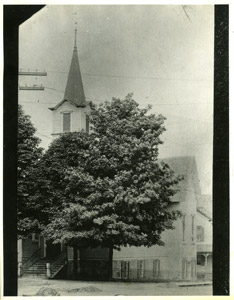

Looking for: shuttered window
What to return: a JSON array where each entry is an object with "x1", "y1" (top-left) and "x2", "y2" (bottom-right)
[{"x1": 63, "y1": 113, "x2": 71, "y2": 132}]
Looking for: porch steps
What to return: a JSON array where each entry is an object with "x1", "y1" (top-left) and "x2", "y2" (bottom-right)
[
  {"x1": 22, "y1": 257, "x2": 67, "y2": 279},
  {"x1": 23, "y1": 259, "x2": 47, "y2": 278},
  {"x1": 51, "y1": 261, "x2": 67, "y2": 278}
]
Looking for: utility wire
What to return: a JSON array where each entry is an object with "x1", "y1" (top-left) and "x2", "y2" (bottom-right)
[
  {"x1": 19, "y1": 84, "x2": 213, "y2": 125},
  {"x1": 21, "y1": 68, "x2": 212, "y2": 83},
  {"x1": 19, "y1": 99, "x2": 213, "y2": 125},
  {"x1": 19, "y1": 99, "x2": 212, "y2": 106},
  {"x1": 20, "y1": 85, "x2": 213, "y2": 108}
]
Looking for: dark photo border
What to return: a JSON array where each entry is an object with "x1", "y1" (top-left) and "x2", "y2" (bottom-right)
[{"x1": 3, "y1": 4, "x2": 229, "y2": 296}]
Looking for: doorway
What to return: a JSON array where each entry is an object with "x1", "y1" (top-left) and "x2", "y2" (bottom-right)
[{"x1": 46, "y1": 241, "x2": 61, "y2": 260}]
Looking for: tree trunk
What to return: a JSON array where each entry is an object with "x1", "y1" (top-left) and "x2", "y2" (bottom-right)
[
  {"x1": 73, "y1": 246, "x2": 78, "y2": 279},
  {"x1": 108, "y1": 247, "x2": 113, "y2": 280}
]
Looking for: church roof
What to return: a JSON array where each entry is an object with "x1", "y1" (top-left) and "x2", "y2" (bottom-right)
[
  {"x1": 159, "y1": 156, "x2": 201, "y2": 203},
  {"x1": 49, "y1": 29, "x2": 87, "y2": 111}
]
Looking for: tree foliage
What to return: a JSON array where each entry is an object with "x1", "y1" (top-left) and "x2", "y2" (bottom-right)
[
  {"x1": 30, "y1": 94, "x2": 182, "y2": 249},
  {"x1": 17, "y1": 105, "x2": 43, "y2": 237}
]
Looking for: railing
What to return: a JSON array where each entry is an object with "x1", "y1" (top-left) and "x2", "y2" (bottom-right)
[
  {"x1": 19, "y1": 247, "x2": 43, "y2": 276},
  {"x1": 47, "y1": 249, "x2": 67, "y2": 279}
]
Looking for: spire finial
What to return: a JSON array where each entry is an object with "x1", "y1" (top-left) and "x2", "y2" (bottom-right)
[{"x1": 74, "y1": 22, "x2": 77, "y2": 50}]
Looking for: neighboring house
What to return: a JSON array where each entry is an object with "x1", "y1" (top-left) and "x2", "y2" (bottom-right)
[
  {"x1": 18, "y1": 31, "x2": 212, "y2": 282},
  {"x1": 196, "y1": 195, "x2": 212, "y2": 280},
  {"x1": 112, "y1": 156, "x2": 200, "y2": 281}
]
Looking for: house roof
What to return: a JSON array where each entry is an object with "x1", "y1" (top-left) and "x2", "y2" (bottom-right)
[
  {"x1": 49, "y1": 30, "x2": 87, "y2": 111},
  {"x1": 159, "y1": 156, "x2": 201, "y2": 203},
  {"x1": 197, "y1": 194, "x2": 212, "y2": 220},
  {"x1": 197, "y1": 207, "x2": 212, "y2": 221}
]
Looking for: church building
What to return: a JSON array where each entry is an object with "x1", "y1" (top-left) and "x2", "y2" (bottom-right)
[{"x1": 18, "y1": 30, "x2": 212, "y2": 281}]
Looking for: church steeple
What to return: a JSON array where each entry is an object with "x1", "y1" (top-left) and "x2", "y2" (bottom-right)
[
  {"x1": 74, "y1": 25, "x2": 77, "y2": 50},
  {"x1": 49, "y1": 26, "x2": 91, "y2": 139},
  {"x1": 63, "y1": 26, "x2": 86, "y2": 107}
]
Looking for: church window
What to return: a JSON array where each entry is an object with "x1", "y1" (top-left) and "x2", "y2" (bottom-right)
[
  {"x1": 86, "y1": 115, "x2": 90, "y2": 133},
  {"x1": 63, "y1": 113, "x2": 71, "y2": 132}
]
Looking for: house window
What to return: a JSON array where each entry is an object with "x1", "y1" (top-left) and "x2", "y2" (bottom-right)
[
  {"x1": 197, "y1": 226, "x2": 204, "y2": 242},
  {"x1": 112, "y1": 260, "x2": 121, "y2": 279},
  {"x1": 32, "y1": 233, "x2": 39, "y2": 243},
  {"x1": 63, "y1": 113, "x2": 71, "y2": 132},
  {"x1": 182, "y1": 215, "x2": 186, "y2": 241},
  {"x1": 191, "y1": 259, "x2": 196, "y2": 278},
  {"x1": 182, "y1": 259, "x2": 188, "y2": 279},
  {"x1": 153, "y1": 259, "x2": 160, "y2": 278},
  {"x1": 121, "y1": 261, "x2": 129, "y2": 279},
  {"x1": 197, "y1": 254, "x2": 205, "y2": 266},
  {"x1": 137, "y1": 260, "x2": 145, "y2": 278},
  {"x1": 191, "y1": 215, "x2": 195, "y2": 241},
  {"x1": 86, "y1": 115, "x2": 90, "y2": 133}
]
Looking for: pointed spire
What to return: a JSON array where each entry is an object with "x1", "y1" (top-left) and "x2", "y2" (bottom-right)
[
  {"x1": 74, "y1": 22, "x2": 77, "y2": 50},
  {"x1": 63, "y1": 24, "x2": 86, "y2": 107}
]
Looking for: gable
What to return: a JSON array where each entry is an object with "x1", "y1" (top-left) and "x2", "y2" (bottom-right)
[
  {"x1": 53, "y1": 100, "x2": 77, "y2": 113},
  {"x1": 49, "y1": 99, "x2": 90, "y2": 111},
  {"x1": 160, "y1": 156, "x2": 201, "y2": 203}
]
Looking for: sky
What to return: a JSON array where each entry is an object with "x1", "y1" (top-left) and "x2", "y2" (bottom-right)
[{"x1": 19, "y1": 5, "x2": 214, "y2": 195}]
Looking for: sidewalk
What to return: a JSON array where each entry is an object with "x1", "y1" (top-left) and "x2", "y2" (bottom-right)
[
  {"x1": 18, "y1": 277, "x2": 212, "y2": 296},
  {"x1": 176, "y1": 281, "x2": 212, "y2": 287}
]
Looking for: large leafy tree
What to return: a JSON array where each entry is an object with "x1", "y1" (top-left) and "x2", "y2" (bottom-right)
[
  {"x1": 30, "y1": 94, "x2": 182, "y2": 277},
  {"x1": 17, "y1": 104, "x2": 43, "y2": 237}
]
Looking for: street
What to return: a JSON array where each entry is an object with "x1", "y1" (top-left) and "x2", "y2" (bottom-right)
[{"x1": 18, "y1": 277, "x2": 212, "y2": 296}]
